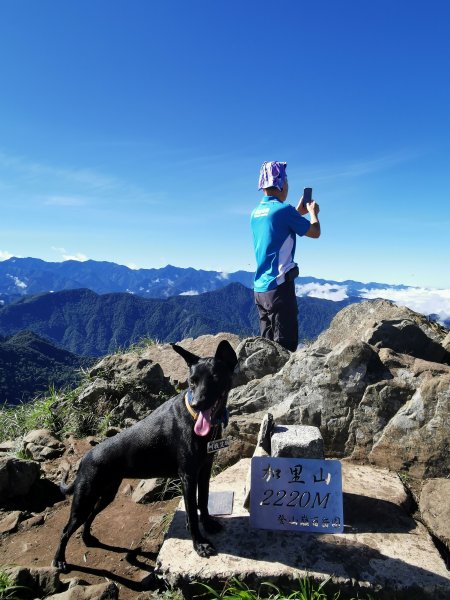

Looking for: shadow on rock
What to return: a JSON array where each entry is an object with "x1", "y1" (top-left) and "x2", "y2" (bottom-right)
[
  {"x1": 61, "y1": 548, "x2": 157, "y2": 593},
  {"x1": 343, "y1": 491, "x2": 416, "y2": 533}
]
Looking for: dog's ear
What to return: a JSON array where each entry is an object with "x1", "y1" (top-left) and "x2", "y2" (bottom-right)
[
  {"x1": 215, "y1": 340, "x2": 238, "y2": 371},
  {"x1": 171, "y1": 343, "x2": 200, "y2": 367}
]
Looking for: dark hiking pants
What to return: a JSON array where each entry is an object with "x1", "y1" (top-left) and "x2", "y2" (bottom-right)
[{"x1": 254, "y1": 280, "x2": 298, "y2": 352}]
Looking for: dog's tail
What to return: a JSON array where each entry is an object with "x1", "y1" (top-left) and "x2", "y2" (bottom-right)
[{"x1": 59, "y1": 469, "x2": 75, "y2": 496}]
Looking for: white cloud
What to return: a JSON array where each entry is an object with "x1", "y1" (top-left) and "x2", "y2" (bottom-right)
[
  {"x1": 179, "y1": 290, "x2": 199, "y2": 296},
  {"x1": 360, "y1": 286, "x2": 450, "y2": 323},
  {"x1": 7, "y1": 274, "x2": 27, "y2": 289},
  {"x1": 51, "y1": 247, "x2": 88, "y2": 262},
  {"x1": 63, "y1": 253, "x2": 89, "y2": 262},
  {"x1": 127, "y1": 263, "x2": 140, "y2": 270},
  {"x1": 0, "y1": 250, "x2": 13, "y2": 261},
  {"x1": 217, "y1": 272, "x2": 229, "y2": 280},
  {"x1": 296, "y1": 282, "x2": 349, "y2": 301}
]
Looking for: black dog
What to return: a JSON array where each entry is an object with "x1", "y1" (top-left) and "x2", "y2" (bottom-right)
[{"x1": 52, "y1": 340, "x2": 238, "y2": 572}]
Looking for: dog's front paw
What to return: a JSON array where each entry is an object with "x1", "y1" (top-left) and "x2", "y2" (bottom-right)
[
  {"x1": 52, "y1": 559, "x2": 69, "y2": 573},
  {"x1": 201, "y1": 516, "x2": 223, "y2": 534},
  {"x1": 193, "y1": 538, "x2": 217, "y2": 558}
]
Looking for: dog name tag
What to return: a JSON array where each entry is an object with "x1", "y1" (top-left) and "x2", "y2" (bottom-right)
[{"x1": 207, "y1": 438, "x2": 230, "y2": 453}]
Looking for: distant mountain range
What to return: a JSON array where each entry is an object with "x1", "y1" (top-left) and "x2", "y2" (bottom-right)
[
  {"x1": 1, "y1": 256, "x2": 447, "y2": 404},
  {"x1": 0, "y1": 283, "x2": 358, "y2": 356},
  {"x1": 0, "y1": 257, "x2": 410, "y2": 301},
  {"x1": 0, "y1": 330, "x2": 92, "y2": 405}
]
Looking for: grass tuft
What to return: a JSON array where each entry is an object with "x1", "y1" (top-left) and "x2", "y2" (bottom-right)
[
  {"x1": 0, "y1": 570, "x2": 31, "y2": 600},
  {"x1": 0, "y1": 381, "x2": 113, "y2": 444},
  {"x1": 195, "y1": 577, "x2": 377, "y2": 600}
]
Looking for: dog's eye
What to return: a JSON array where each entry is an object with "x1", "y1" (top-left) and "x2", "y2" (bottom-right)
[{"x1": 190, "y1": 376, "x2": 198, "y2": 386}]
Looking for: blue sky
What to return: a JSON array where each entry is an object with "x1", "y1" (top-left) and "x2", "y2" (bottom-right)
[{"x1": 0, "y1": 0, "x2": 449, "y2": 288}]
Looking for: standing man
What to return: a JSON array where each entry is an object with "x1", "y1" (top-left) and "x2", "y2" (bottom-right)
[{"x1": 250, "y1": 161, "x2": 321, "y2": 352}]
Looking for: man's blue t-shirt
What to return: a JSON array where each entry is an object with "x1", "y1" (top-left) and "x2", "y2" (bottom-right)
[{"x1": 251, "y1": 196, "x2": 310, "y2": 292}]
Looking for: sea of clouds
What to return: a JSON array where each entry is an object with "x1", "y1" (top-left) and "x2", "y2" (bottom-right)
[{"x1": 296, "y1": 282, "x2": 450, "y2": 324}]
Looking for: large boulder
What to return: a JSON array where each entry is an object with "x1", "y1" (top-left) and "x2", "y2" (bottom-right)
[
  {"x1": 315, "y1": 299, "x2": 449, "y2": 357},
  {"x1": 0, "y1": 456, "x2": 40, "y2": 506},
  {"x1": 362, "y1": 318, "x2": 449, "y2": 363},
  {"x1": 23, "y1": 429, "x2": 65, "y2": 462},
  {"x1": 233, "y1": 337, "x2": 290, "y2": 386},
  {"x1": 368, "y1": 374, "x2": 450, "y2": 478},
  {"x1": 4, "y1": 566, "x2": 63, "y2": 597},
  {"x1": 79, "y1": 352, "x2": 176, "y2": 425},
  {"x1": 346, "y1": 380, "x2": 415, "y2": 460},
  {"x1": 229, "y1": 340, "x2": 387, "y2": 456},
  {"x1": 228, "y1": 300, "x2": 450, "y2": 477},
  {"x1": 142, "y1": 333, "x2": 241, "y2": 386}
]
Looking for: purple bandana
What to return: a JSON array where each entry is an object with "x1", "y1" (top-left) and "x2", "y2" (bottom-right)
[{"x1": 258, "y1": 161, "x2": 287, "y2": 191}]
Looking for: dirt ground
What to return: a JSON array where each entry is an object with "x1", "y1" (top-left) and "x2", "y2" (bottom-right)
[{"x1": 0, "y1": 439, "x2": 181, "y2": 599}]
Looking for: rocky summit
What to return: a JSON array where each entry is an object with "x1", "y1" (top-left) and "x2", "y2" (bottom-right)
[
  {"x1": 0, "y1": 299, "x2": 449, "y2": 598},
  {"x1": 228, "y1": 299, "x2": 450, "y2": 480}
]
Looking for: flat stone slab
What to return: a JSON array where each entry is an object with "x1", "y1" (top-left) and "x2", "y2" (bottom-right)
[
  {"x1": 271, "y1": 425, "x2": 324, "y2": 458},
  {"x1": 156, "y1": 459, "x2": 450, "y2": 598}
]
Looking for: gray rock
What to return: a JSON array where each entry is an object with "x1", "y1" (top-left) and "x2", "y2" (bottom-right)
[
  {"x1": 157, "y1": 459, "x2": 450, "y2": 598},
  {"x1": 23, "y1": 429, "x2": 65, "y2": 461},
  {"x1": 369, "y1": 374, "x2": 450, "y2": 478},
  {"x1": 46, "y1": 582, "x2": 119, "y2": 599},
  {"x1": 255, "y1": 412, "x2": 274, "y2": 455},
  {"x1": 227, "y1": 300, "x2": 450, "y2": 478},
  {"x1": 243, "y1": 414, "x2": 273, "y2": 509},
  {"x1": 443, "y1": 332, "x2": 450, "y2": 353},
  {"x1": 5, "y1": 565, "x2": 63, "y2": 597},
  {"x1": 142, "y1": 333, "x2": 241, "y2": 387},
  {"x1": 378, "y1": 347, "x2": 415, "y2": 370},
  {"x1": 78, "y1": 351, "x2": 176, "y2": 426},
  {"x1": 233, "y1": 337, "x2": 290, "y2": 386},
  {"x1": 314, "y1": 299, "x2": 449, "y2": 351},
  {"x1": 0, "y1": 510, "x2": 22, "y2": 533},
  {"x1": 229, "y1": 340, "x2": 385, "y2": 456},
  {"x1": 114, "y1": 393, "x2": 153, "y2": 421},
  {"x1": 0, "y1": 456, "x2": 40, "y2": 505},
  {"x1": 131, "y1": 478, "x2": 165, "y2": 503},
  {"x1": 77, "y1": 378, "x2": 110, "y2": 404},
  {"x1": 19, "y1": 513, "x2": 45, "y2": 530},
  {"x1": 271, "y1": 425, "x2": 324, "y2": 458},
  {"x1": 0, "y1": 440, "x2": 15, "y2": 453},
  {"x1": 346, "y1": 380, "x2": 415, "y2": 460},
  {"x1": 420, "y1": 478, "x2": 450, "y2": 549},
  {"x1": 121, "y1": 483, "x2": 133, "y2": 496},
  {"x1": 363, "y1": 318, "x2": 449, "y2": 363}
]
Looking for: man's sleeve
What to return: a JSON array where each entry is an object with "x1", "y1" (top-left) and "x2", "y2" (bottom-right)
[{"x1": 286, "y1": 206, "x2": 310, "y2": 236}]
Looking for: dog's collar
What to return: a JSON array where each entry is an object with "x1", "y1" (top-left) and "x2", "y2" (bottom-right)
[
  {"x1": 185, "y1": 390, "x2": 198, "y2": 421},
  {"x1": 184, "y1": 389, "x2": 229, "y2": 428}
]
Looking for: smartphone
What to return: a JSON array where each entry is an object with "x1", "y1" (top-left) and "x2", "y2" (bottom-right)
[{"x1": 303, "y1": 188, "x2": 313, "y2": 205}]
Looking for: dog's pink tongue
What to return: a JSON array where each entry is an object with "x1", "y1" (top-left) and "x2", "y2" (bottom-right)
[{"x1": 194, "y1": 408, "x2": 212, "y2": 436}]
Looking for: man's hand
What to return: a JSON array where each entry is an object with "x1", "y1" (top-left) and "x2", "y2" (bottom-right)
[
  {"x1": 307, "y1": 200, "x2": 320, "y2": 216},
  {"x1": 296, "y1": 195, "x2": 309, "y2": 215},
  {"x1": 297, "y1": 198, "x2": 320, "y2": 216},
  {"x1": 305, "y1": 200, "x2": 321, "y2": 238}
]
